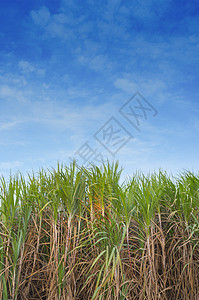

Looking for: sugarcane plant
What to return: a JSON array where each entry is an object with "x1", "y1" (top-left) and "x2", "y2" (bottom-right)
[{"x1": 0, "y1": 161, "x2": 198, "y2": 299}]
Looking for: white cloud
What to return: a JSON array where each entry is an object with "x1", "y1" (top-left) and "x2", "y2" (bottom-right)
[
  {"x1": 31, "y1": 6, "x2": 51, "y2": 27},
  {"x1": 114, "y1": 76, "x2": 167, "y2": 102},
  {"x1": 18, "y1": 61, "x2": 36, "y2": 72},
  {"x1": 0, "y1": 120, "x2": 21, "y2": 131},
  {"x1": 129, "y1": 0, "x2": 171, "y2": 20},
  {"x1": 89, "y1": 55, "x2": 111, "y2": 72},
  {"x1": 0, "y1": 85, "x2": 15, "y2": 98},
  {"x1": 0, "y1": 161, "x2": 22, "y2": 170},
  {"x1": 0, "y1": 84, "x2": 29, "y2": 104},
  {"x1": 0, "y1": 77, "x2": 117, "y2": 137},
  {"x1": 114, "y1": 78, "x2": 139, "y2": 93},
  {"x1": 31, "y1": 6, "x2": 76, "y2": 40},
  {"x1": 18, "y1": 60, "x2": 45, "y2": 76},
  {"x1": 78, "y1": 54, "x2": 112, "y2": 72}
]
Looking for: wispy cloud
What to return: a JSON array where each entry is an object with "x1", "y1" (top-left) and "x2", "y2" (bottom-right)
[
  {"x1": 18, "y1": 60, "x2": 45, "y2": 76},
  {"x1": 0, "y1": 161, "x2": 22, "y2": 170},
  {"x1": 0, "y1": 120, "x2": 22, "y2": 131}
]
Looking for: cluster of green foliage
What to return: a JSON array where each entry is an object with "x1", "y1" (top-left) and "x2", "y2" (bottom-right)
[{"x1": 0, "y1": 162, "x2": 199, "y2": 299}]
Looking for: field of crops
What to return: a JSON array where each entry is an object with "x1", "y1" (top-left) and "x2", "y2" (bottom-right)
[{"x1": 0, "y1": 162, "x2": 198, "y2": 299}]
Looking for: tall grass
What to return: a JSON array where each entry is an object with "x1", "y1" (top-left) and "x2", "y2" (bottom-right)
[{"x1": 0, "y1": 162, "x2": 198, "y2": 299}]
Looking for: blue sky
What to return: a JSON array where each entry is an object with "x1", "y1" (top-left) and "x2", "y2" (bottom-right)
[{"x1": 0, "y1": 0, "x2": 199, "y2": 179}]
